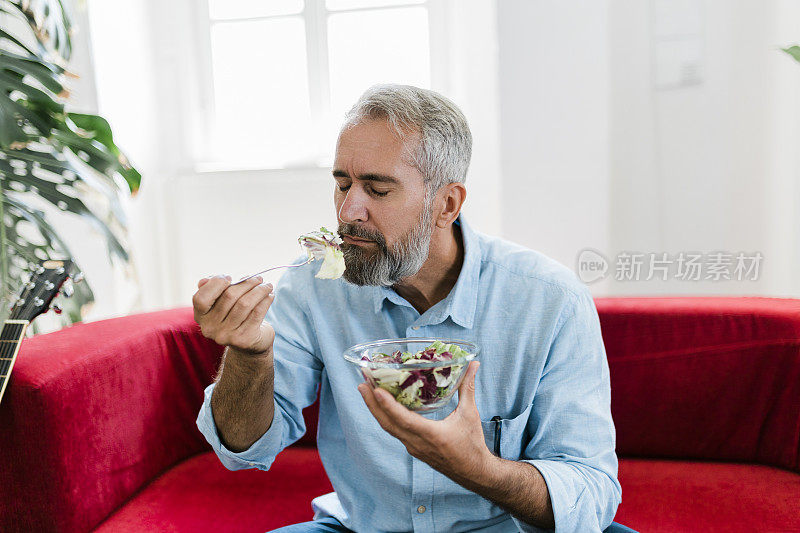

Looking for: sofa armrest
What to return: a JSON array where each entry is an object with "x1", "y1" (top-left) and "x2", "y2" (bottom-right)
[
  {"x1": 0, "y1": 308, "x2": 223, "y2": 533},
  {"x1": 597, "y1": 296, "x2": 800, "y2": 473}
]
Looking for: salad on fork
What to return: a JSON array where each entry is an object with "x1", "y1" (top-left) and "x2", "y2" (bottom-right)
[{"x1": 298, "y1": 227, "x2": 346, "y2": 279}]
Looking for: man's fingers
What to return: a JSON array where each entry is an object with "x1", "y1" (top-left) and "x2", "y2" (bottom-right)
[
  {"x1": 226, "y1": 282, "x2": 274, "y2": 331},
  {"x1": 197, "y1": 275, "x2": 229, "y2": 288},
  {"x1": 206, "y1": 276, "x2": 262, "y2": 323},
  {"x1": 192, "y1": 275, "x2": 232, "y2": 316},
  {"x1": 360, "y1": 384, "x2": 429, "y2": 437},
  {"x1": 237, "y1": 290, "x2": 276, "y2": 331}
]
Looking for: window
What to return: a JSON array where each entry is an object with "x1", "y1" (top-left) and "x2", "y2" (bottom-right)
[{"x1": 197, "y1": 0, "x2": 432, "y2": 170}]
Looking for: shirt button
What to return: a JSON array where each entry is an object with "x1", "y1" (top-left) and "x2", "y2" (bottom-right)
[
  {"x1": 417, "y1": 505, "x2": 426, "y2": 514},
  {"x1": 412, "y1": 326, "x2": 420, "y2": 330}
]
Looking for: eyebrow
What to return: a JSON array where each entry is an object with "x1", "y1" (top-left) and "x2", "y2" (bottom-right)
[{"x1": 332, "y1": 169, "x2": 400, "y2": 185}]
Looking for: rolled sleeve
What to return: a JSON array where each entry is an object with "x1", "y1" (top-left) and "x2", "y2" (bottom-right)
[
  {"x1": 196, "y1": 382, "x2": 286, "y2": 471},
  {"x1": 513, "y1": 286, "x2": 622, "y2": 532}
]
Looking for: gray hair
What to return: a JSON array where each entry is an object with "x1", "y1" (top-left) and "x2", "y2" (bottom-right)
[{"x1": 340, "y1": 84, "x2": 472, "y2": 193}]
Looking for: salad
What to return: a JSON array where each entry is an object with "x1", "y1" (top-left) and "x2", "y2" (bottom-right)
[
  {"x1": 298, "y1": 227, "x2": 345, "y2": 279},
  {"x1": 360, "y1": 340, "x2": 472, "y2": 410}
]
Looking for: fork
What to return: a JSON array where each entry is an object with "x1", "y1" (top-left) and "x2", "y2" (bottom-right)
[{"x1": 231, "y1": 257, "x2": 313, "y2": 285}]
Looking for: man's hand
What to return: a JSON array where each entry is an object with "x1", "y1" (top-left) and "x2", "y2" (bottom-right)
[
  {"x1": 193, "y1": 274, "x2": 276, "y2": 355},
  {"x1": 357, "y1": 361, "x2": 493, "y2": 482}
]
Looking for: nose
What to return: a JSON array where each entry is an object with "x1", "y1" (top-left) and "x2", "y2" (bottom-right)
[{"x1": 337, "y1": 187, "x2": 368, "y2": 224}]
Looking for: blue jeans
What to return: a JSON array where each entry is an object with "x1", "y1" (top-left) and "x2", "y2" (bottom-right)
[{"x1": 269, "y1": 517, "x2": 639, "y2": 532}]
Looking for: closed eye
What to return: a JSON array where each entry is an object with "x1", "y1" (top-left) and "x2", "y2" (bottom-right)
[{"x1": 336, "y1": 183, "x2": 388, "y2": 197}]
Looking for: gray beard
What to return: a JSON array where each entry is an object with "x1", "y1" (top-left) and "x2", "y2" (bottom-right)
[{"x1": 339, "y1": 199, "x2": 434, "y2": 287}]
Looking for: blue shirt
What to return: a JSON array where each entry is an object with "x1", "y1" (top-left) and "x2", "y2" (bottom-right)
[{"x1": 196, "y1": 215, "x2": 621, "y2": 532}]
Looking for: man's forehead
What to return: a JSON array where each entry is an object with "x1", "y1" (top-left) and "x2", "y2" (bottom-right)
[{"x1": 334, "y1": 120, "x2": 422, "y2": 182}]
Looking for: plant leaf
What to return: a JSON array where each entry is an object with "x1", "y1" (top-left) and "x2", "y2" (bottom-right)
[
  {"x1": 781, "y1": 45, "x2": 800, "y2": 64},
  {"x1": 0, "y1": 99, "x2": 30, "y2": 146},
  {"x1": 66, "y1": 113, "x2": 141, "y2": 193},
  {"x1": 0, "y1": 49, "x2": 64, "y2": 93},
  {"x1": 0, "y1": 28, "x2": 41, "y2": 59},
  {"x1": 0, "y1": 146, "x2": 129, "y2": 261}
]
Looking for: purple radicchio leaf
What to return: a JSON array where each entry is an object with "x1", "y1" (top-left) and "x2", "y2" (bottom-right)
[
  {"x1": 400, "y1": 370, "x2": 423, "y2": 390},
  {"x1": 419, "y1": 371, "x2": 438, "y2": 400}
]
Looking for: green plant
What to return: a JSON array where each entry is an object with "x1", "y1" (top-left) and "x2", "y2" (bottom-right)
[{"x1": 0, "y1": 0, "x2": 140, "y2": 329}]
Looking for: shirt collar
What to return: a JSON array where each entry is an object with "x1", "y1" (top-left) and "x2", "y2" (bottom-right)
[{"x1": 371, "y1": 213, "x2": 481, "y2": 329}]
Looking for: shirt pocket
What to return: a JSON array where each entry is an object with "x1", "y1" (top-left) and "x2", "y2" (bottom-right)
[{"x1": 480, "y1": 403, "x2": 533, "y2": 460}]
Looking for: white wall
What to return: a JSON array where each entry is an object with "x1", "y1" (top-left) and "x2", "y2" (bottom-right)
[
  {"x1": 437, "y1": 0, "x2": 502, "y2": 238},
  {"x1": 496, "y1": 0, "x2": 612, "y2": 294},
  {"x1": 608, "y1": 0, "x2": 800, "y2": 297}
]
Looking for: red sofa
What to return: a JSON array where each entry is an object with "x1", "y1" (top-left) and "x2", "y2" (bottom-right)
[{"x1": 2, "y1": 297, "x2": 799, "y2": 532}]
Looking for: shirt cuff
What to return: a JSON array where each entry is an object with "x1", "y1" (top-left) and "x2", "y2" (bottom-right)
[
  {"x1": 512, "y1": 459, "x2": 589, "y2": 533},
  {"x1": 195, "y1": 382, "x2": 285, "y2": 471}
]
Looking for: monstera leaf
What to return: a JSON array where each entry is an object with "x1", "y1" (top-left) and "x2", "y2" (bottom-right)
[{"x1": 0, "y1": 0, "x2": 140, "y2": 330}]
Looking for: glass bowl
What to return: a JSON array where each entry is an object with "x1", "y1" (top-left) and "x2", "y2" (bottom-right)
[{"x1": 343, "y1": 338, "x2": 479, "y2": 413}]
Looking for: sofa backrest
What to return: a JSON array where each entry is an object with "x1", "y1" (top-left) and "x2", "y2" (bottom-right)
[{"x1": 596, "y1": 297, "x2": 800, "y2": 473}]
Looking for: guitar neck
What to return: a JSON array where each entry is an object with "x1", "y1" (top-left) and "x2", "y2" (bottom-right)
[{"x1": 0, "y1": 320, "x2": 30, "y2": 405}]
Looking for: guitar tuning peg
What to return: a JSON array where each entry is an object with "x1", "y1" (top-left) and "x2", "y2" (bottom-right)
[
  {"x1": 72, "y1": 272, "x2": 85, "y2": 284},
  {"x1": 50, "y1": 304, "x2": 62, "y2": 314},
  {"x1": 36, "y1": 265, "x2": 45, "y2": 274},
  {"x1": 61, "y1": 281, "x2": 74, "y2": 298}
]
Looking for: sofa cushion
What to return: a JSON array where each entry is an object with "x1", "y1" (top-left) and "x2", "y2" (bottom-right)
[
  {"x1": 615, "y1": 458, "x2": 800, "y2": 532},
  {"x1": 595, "y1": 297, "x2": 800, "y2": 472},
  {"x1": 95, "y1": 451, "x2": 800, "y2": 532},
  {"x1": 93, "y1": 449, "x2": 333, "y2": 532}
]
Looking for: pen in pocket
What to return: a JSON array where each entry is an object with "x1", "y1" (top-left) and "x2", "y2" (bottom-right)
[{"x1": 491, "y1": 415, "x2": 501, "y2": 458}]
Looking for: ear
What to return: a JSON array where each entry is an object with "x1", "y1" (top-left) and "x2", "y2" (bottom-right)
[{"x1": 435, "y1": 182, "x2": 467, "y2": 228}]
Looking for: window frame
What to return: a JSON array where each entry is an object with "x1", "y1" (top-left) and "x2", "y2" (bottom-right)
[{"x1": 189, "y1": 0, "x2": 450, "y2": 173}]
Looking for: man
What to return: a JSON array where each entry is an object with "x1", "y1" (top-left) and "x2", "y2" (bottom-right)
[{"x1": 194, "y1": 85, "x2": 631, "y2": 532}]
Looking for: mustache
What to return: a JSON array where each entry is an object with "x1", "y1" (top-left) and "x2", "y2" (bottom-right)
[{"x1": 338, "y1": 223, "x2": 387, "y2": 247}]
